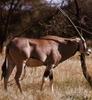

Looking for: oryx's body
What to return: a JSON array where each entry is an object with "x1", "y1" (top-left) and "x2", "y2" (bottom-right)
[{"x1": 1, "y1": 35, "x2": 90, "y2": 93}]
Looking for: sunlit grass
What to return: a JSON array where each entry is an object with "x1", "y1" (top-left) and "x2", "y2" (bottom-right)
[{"x1": 0, "y1": 52, "x2": 92, "y2": 100}]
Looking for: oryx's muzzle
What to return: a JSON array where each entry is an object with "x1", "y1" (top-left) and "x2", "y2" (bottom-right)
[{"x1": 85, "y1": 48, "x2": 91, "y2": 56}]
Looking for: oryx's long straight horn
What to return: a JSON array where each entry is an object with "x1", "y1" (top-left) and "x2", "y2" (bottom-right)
[{"x1": 57, "y1": 6, "x2": 85, "y2": 41}]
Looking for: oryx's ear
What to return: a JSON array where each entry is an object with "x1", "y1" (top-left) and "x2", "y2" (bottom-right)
[
  {"x1": 78, "y1": 39, "x2": 87, "y2": 53},
  {"x1": 76, "y1": 38, "x2": 82, "y2": 52}
]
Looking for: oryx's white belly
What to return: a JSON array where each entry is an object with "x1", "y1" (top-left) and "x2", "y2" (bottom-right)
[{"x1": 26, "y1": 58, "x2": 43, "y2": 67}]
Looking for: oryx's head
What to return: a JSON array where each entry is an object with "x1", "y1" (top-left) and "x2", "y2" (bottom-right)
[{"x1": 78, "y1": 38, "x2": 91, "y2": 55}]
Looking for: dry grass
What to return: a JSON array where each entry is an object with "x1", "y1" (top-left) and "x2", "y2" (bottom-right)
[{"x1": 0, "y1": 52, "x2": 92, "y2": 100}]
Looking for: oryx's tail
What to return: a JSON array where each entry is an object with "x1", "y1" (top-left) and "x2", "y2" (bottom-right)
[
  {"x1": 1, "y1": 48, "x2": 9, "y2": 80},
  {"x1": 1, "y1": 58, "x2": 7, "y2": 80}
]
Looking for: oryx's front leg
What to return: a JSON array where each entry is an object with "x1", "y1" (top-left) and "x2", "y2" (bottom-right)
[
  {"x1": 40, "y1": 67, "x2": 50, "y2": 91},
  {"x1": 40, "y1": 64, "x2": 55, "y2": 92},
  {"x1": 49, "y1": 69, "x2": 54, "y2": 92}
]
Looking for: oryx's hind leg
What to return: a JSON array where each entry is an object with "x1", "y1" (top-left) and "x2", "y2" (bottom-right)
[
  {"x1": 4, "y1": 56, "x2": 15, "y2": 91},
  {"x1": 14, "y1": 63, "x2": 23, "y2": 93}
]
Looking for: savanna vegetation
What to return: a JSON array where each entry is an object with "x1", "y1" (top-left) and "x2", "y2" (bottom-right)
[{"x1": 0, "y1": 0, "x2": 92, "y2": 41}]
